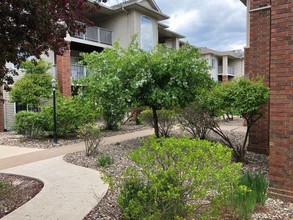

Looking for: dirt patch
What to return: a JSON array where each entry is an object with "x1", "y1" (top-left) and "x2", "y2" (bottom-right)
[{"x1": 0, "y1": 173, "x2": 44, "y2": 218}]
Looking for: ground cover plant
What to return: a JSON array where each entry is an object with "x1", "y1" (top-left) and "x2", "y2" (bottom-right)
[{"x1": 118, "y1": 136, "x2": 242, "y2": 220}]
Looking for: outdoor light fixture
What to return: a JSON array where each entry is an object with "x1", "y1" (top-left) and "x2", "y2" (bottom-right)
[{"x1": 51, "y1": 78, "x2": 57, "y2": 144}]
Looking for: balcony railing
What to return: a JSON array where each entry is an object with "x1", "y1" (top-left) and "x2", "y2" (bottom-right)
[
  {"x1": 74, "y1": 26, "x2": 113, "y2": 45},
  {"x1": 218, "y1": 66, "x2": 235, "y2": 75},
  {"x1": 71, "y1": 64, "x2": 86, "y2": 81}
]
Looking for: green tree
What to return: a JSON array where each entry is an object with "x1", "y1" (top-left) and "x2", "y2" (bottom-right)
[
  {"x1": 81, "y1": 41, "x2": 211, "y2": 134},
  {"x1": 1, "y1": 0, "x2": 107, "y2": 90},
  {"x1": 10, "y1": 59, "x2": 52, "y2": 110},
  {"x1": 81, "y1": 43, "x2": 130, "y2": 130},
  {"x1": 206, "y1": 77, "x2": 270, "y2": 162},
  {"x1": 119, "y1": 42, "x2": 212, "y2": 137}
]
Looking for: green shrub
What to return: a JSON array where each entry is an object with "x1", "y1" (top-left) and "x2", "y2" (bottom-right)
[
  {"x1": 42, "y1": 96, "x2": 100, "y2": 137},
  {"x1": 232, "y1": 171, "x2": 268, "y2": 219},
  {"x1": 0, "y1": 181, "x2": 10, "y2": 197},
  {"x1": 178, "y1": 101, "x2": 214, "y2": 139},
  {"x1": 14, "y1": 111, "x2": 46, "y2": 138},
  {"x1": 140, "y1": 109, "x2": 177, "y2": 137},
  {"x1": 97, "y1": 154, "x2": 114, "y2": 167},
  {"x1": 77, "y1": 124, "x2": 102, "y2": 156},
  {"x1": 118, "y1": 136, "x2": 242, "y2": 220}
]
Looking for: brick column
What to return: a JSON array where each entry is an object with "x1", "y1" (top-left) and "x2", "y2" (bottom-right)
[
  {"x1": 245, "y1": 0, "x2": 271, "y2": 155},
  {"x1": 56, "y1": 50, "x2": 71, "y2": 97},
  {"x1": 222, "y1": 75, "x2": 229, "y2": 82},
  {"x1": 0, "y1": 87, "x2": 4, "y2": 132},
  {"x1": 268, "y1": 0, "x2": 293, "y2": 202}
]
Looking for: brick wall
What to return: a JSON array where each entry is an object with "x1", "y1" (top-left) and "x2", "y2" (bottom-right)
[
  {"x1": 56, "y1": 50, "x2": 71, "y2": 97},
  {"x1": 222, "y1": 75, "x2": 229, "y2": 82},
  {"x1": 245, "y1": 0, "x2": 271, "y2": 155},
  {"x1": 269, "y1": 0, "x2": 293, "y2": 202},
  {"x1": 247, "y1": 0, "x2": 293, "y2": 202},
  {"x1": 0, "y1": 87, "x2": 4, "y2": 132}
]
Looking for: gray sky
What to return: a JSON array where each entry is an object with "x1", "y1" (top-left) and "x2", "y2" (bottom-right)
[{"x1": 104, "y1": 0, "x2": 247, "y2": 51}]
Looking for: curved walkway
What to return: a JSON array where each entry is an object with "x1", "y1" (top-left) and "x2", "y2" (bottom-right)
[
  {"x1": 0, "y1": 126, "x2": 245, "y2": 219},
  {"x1": 2, "y1": 156, "x2": 108, "y2": 220},
  {"x1": 0, "y1": 128, "x2": 154, "y2": 220}
]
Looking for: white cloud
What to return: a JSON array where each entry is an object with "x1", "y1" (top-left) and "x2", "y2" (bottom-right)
[
  {"x1": 167, "y1": 9, "x2": 201, "y2": 32},
  {"x1": 103, "y1": 0, "x2": 247, "y2": 51}
]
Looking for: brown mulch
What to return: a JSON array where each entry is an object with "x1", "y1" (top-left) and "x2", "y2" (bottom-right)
[{"x1": 0, "y1": 173, "x2": 44, "y2": 218}]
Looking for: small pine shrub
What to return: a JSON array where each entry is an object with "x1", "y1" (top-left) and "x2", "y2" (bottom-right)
[{"x1": 97, "y1": 155, "x2": 114, "y2": 167}]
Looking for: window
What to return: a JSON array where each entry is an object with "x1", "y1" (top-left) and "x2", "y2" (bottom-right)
[
  {"x1": 140, "y1": 16, "x2": 153, "y2": 51},
  {"x1": 211, "y1": 58, "x2": 216, "y2": 69}
]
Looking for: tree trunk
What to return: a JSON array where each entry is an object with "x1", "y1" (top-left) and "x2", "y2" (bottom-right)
[{"x1": 152, "y1": 107, "x2": 160, "y2": 138}]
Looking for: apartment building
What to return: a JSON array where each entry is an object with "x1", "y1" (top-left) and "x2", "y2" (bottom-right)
[
  {"x1": 199, "y1": 47, "x2": 244, "y2": 82},
  {"x1": 0, "y1": 0, "x2": 184, "y2": 131},
  {"x1": 241, "y1": 0, "x2": 293, "y2": 202}
]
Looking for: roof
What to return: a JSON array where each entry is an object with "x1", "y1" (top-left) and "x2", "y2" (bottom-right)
[
  {"x1": 240, "y1": 0, "x2": 246, "y2": 6},
  {"x1": 158, "y1": 22, "x2": 185, "y2": 39},
  {"x1": 87, "y1": 0, "x2": 169, "y2": 21},
  {"x1": 199, "y1": 47, "x2": 244, "y2": 59},
  {"x1": 109, "y1": 0, "x2": 169, "y2": 20}
]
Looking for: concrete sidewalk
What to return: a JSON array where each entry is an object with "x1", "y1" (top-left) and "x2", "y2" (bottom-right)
[
  {"x1": 0, "y1": 125, "x2": 246, "y2": 220},
  {"x1": 0, "y1": 128, "x2": 154, "y2": 170},
  {"x1": 2, "y1": 156, "x2": 108, "y2": 220}
]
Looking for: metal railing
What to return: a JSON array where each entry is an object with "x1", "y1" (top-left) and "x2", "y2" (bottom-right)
[
  {"x1": 74, "y1": 26, "x2": 113, "y2": 45},
  {"x1": 218, "y1": 66, "x2": 235, "y2": 75},
  {"x1": 71, "y1": 64, "x2": 86, "y2": 81}
]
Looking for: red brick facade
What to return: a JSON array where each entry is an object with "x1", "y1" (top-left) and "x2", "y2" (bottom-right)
[
  {"x1": 222, "y1": 75, "x2": 229, "y2": 83},
  {"x1": 56, "y1": 50, "x2": 72, "y2": 97},
  {"x1": 246, "y1": 0, "x2": 293, "y2": 202},
  {"x1": 245, "y1": 0, "x2": 271, "y2": 155},
  {"x1": 0, "y1": 87, "x2": 4, "y2": 132}
]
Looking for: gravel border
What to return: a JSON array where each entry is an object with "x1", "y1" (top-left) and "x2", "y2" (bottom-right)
[
  {"x1": 64, "y1": 135, "x2": 293, "y2": 220},
  {"x1": 0, "y1": 124, "x2": 148, "y2": 149}
]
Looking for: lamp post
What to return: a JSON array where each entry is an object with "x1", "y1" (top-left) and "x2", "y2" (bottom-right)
[{"x1": 51, "y1": 79, "x2": 57, "y2": 144}]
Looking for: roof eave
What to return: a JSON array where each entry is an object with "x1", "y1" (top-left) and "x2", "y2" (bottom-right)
[{"x1": 240, "y1": 0, "x2": 247, "y2": 6}]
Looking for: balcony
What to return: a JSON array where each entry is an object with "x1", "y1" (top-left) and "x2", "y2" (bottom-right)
[
  {"x1": 74, "y1": 26, "x2": 113, "y2": 45},
  {"x1": 71, "y1": 64, "x2": 86, "y2": 81},
  {"x1": 218, "y1": 66, "x2": 235, "y2": 75}
]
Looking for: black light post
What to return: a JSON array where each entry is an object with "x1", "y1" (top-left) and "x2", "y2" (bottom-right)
[{"x1": 51, "y1": 78, "x2": 57, "y2": 144}]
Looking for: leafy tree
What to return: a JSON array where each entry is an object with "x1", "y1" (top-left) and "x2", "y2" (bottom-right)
[
  {"x1": 119, "y1": 42, "x2": 212, "y2": 137},
  {"x1": 205, "y1": 78, "x2": 270, "y2": 162},
  {"x1": 10, "y1": 59, "x2": 52, "y2": 110},
  {"x1": 0, "y1": 0, "x2": 107, "y2": 90},
  {"x1": 81, "y1": 42, "x2": 211, "y2": 134},
  {"x1": 81, "y1": 43, "x2": 130, "y2": 130}
]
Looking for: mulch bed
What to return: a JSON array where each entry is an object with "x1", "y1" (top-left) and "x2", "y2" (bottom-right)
[{"x1": 0, "y1": 173, "x2": 44, "y2": 218}]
